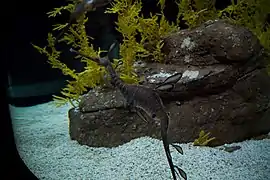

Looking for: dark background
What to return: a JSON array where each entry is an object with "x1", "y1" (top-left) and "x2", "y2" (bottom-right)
[{"x1": 11, "y1": 1, "x2": 67, "y2": 85}]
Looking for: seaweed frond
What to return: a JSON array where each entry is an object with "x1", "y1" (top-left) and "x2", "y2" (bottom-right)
[
  {"x1": 106, "y1": 0, "x2": 144, "y2": 81},
  {"x1": 193, "y1": 130, "x2": 216, "y2": 146},
  {"x1": 47, "y1": 3, "x2": 75, "y2": 18},
  {"x1": 137, "y1": 11, "x2": 177, "y2": 62},
  {"x1": 107, "y1": 0, "x2": 177, "y2": 66},
  {"x1": 32, "y1": 2, "x2": 105, "y2": 107},
  {"x1": 176, "y1": 0, "x2": 217, "y2": 28}
]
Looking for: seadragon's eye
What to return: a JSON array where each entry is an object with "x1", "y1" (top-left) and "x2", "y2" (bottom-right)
[{"x1": 152, "y1": 114, "x2": 156, "y2": 118}]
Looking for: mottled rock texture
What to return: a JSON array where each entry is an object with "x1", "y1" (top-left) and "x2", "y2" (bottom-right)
[{"x1": 69, "y1": 20, "x2": 270, "y2": 147}]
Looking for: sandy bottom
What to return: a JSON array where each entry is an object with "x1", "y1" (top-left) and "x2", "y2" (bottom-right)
[{"x1": 10, "y1": 101, "x2": 270, "y2": 180}]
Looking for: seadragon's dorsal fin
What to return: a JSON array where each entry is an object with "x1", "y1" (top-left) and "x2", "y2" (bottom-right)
[{"x1": 155, "y1": 72, "x2": 183, "y2": 91}]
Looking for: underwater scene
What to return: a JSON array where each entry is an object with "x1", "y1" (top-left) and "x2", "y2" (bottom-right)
[{"x1": 9, "y1": 0, "x2": 270, "y2": 179}]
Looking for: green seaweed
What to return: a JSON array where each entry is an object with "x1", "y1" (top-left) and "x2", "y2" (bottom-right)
[
  {"x1": 176, "y1": 0, "x2": 218, "y2": 28},
  {"x1": 193, "y1": 130, "x2": 216, "y2": 146},
  {"x1": 32, "y1": 4, "x2": 108, "y2": 107},
  {"x1": 33, "y1": 0, "x2": 177, "y2": 107}
]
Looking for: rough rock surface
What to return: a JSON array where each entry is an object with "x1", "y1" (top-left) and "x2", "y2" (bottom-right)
[
  {"x1": 69, "y1": 19, "x2": 270, "y2": 147},
  {"x1": 162, "y1": 19, "x2": 262, "y2": 65}
]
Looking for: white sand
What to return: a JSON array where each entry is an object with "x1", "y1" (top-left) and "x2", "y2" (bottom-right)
[{"x1": 10, "y1": 101, "x2": 270, "y2": 180}]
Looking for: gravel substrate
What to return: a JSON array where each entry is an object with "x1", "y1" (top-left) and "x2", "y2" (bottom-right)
[{"x1": 10, "y1": 101, "x2": 270, "y2": 180}]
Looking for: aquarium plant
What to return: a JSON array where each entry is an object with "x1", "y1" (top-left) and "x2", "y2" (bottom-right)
[{"x1": 193, "y1": 130, "x2": 216, "y2": 146}]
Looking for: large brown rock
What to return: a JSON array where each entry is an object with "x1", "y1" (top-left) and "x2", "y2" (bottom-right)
[
  {"x1": 68, "y1": 19, "x2": 270, "y2": 147},
  {"x1": 162, "y1": 19, "x2": 262, "y2": 65}
]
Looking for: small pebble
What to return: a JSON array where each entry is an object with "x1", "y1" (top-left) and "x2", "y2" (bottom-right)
[{"x1": 176, "y1": 101, "x2": 182, "y2": 106}]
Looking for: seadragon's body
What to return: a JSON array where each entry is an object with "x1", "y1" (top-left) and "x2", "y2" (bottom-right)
[{"x1": 70, "y1": 42, "x2": 187, "y2": 180}]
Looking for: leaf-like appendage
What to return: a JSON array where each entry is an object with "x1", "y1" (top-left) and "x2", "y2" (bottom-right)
[
  {"x1": 174, "y1": 165, "x2": 187, "y2": 180},
  {"x1": 171, "y1": 144, "x2": 184, "y2": 155}
]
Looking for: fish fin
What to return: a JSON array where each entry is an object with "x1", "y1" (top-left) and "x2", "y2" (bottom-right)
[
  {"x1": 108, "y1": 40, "x2": 118, "y2": 53},
  {"x1": 155, "y1": 84, "x2": 174, "y2": 91},
  {"x1": 162, "y1": 72, "x2": 183, "y2": 85},
  {"x1": 107, "y1": 40, "x2": 119, "y2": 62},
  {"x1": 154, "y1": 72, "x2": 182, "y2": 91},
  {"x1": 174, "y1": 165, "x2": 187, "y2": 180},
  {"x1": 171, "y1": 144, "x2": 184, "y2": 155}
]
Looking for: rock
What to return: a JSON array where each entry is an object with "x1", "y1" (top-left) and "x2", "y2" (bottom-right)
[
  {"x1": 69, "y1": 92, "x2": 161, "y2": 147},
  {"x1": 68, "y1": 19, "x2": 270, "y2": 147},
  {"x1": 218, "y1": 145, "x2": 242, "y2": 153},
  {"x1": 162, "y1": 19, "x2": 262, "y2": 65}
]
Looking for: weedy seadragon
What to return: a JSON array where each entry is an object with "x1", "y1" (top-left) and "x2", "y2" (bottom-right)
[{"x1": 70, "y1": 41, "x2": 187, "y2": 180}]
